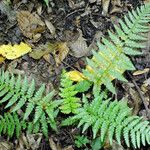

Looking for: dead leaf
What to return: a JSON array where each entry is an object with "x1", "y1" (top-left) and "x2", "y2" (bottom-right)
[
  {"x1": 16, "y1": 133, "x2": 42, "y2": 150},
  {"x1": 17, "y1": 11, "x2": 45, "y2": 42},
  {"x1": 102, "y1": 0, "x2": 110, "y2": 15},
  {"x1": 29, "y1": 42, "x2": 55, "y2": 59},
  {"x1": 63, "y1": 145, "x2": 74, "y2": 150},
  {"x1": 53, "y1": 42, "x2": 69, "y2": 66},
  {"x1": 0, "y1": 141, "x2": 13, "y2": 150},
  {"x1": 0, "y1": 42, "x2": 32, "y2": 59},
  {"x1": 133, "y1": 68, "x2": 149, "y2": 76},
  {"x1": 45, "y1": 19, "x2": 56, "y2": 36},
  {"x1": 68, "y1": 29, "x2": 89, "y2": 58},
  {"x1": 49, "y1": 137, "x2": 61, "y2": 150}
]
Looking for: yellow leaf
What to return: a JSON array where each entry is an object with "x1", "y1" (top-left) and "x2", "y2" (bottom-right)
[
  {"x1": 66, "y1": 70, "x2": 87, "y2": 82},
  {"x1": 0, "y1": 42, "x2": 32, "y2": 59}
]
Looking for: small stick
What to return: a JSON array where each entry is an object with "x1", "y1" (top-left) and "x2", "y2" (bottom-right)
[{"x1": 128, "y1": 72, "x2": 150, "y2": 120}]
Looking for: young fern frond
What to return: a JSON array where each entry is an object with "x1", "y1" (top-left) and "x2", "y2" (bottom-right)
[
  {"x1": 59, "y1": 71, "x2": 81, "y2": 114},
  {"x1": 0, "y1": 113, "x2": 26, "y2": 138},
  {"x1": 0, "y1": 70, "x2": 61, "y2": 135},
  {"x1": 62, "y1": 94, "x2": 150, "y2": 148},
  {"x1": 83, "y1": 3, "x2": 150, "y2": 93}
]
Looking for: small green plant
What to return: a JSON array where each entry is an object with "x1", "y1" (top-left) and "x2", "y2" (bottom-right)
[
  {"x1": 74, "y1": 135, "x2": 90, "y2": 148},
  {"x1": 59, "y1": 71, "x2": 81, "y2": 114},
  {"x1": 43, "y1": 0, "x2": 49, "y2": 7},
  {"x1": 62, "y1": 93, "x2": 150, "y2": 148},
  {"x1": 0, "y1": 70, "x2": 61, "y2": 137}
]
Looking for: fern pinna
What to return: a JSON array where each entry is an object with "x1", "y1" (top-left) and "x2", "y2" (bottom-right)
[
  {"x1": 59, "y1": 71, "x2": 81, "y2": 114},
  {"x1": 62, "y1": 93, "x2": 150, "y2": 148},
  {"x1": 0, "y1": 70, "x2": 61, "y2": 137},
  {"x1": 82, "y1": 3, "x2": 150, "y2": 93}
]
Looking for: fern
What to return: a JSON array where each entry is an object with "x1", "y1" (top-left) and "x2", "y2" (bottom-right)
[
  {"x1": 62, "y1": 94, "x2": 150, "y2": 148},
  {"x1": 0, "y1": 70, "x2": 61, "y2": 135},
  {"x1": 82, "y1": 3, "x2": 150, "y2": 93},
  {"x1": 59, "y1": 71, "x2": 81, "y2": 114},
  {"x1": 0, "y1": 113, "x2": 26, "y2": 138}
]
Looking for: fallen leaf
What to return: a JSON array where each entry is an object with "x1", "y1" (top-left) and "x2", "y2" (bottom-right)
[
  {"x1": 102, "y1": 0, "x2": 110, "y2": 15},
  {"x1": 53, "y1": 42, "x2": 69, "y2": 66},
  {"x1": 17, "y1": 11, "x2": 45, "y2": 42},
  {"x1": 0, "y1": 42, "x2": 32, "y2": 59},
  {"x1": 16, "y1": 133, "x2": 42, "y2": 150},
  {"x1": 29, "y1": 42, "x2": 55, "y2": 59},
  {"x1": 63, "y1": 145, "x2": 74, "y2": 150},
  {"x1": 45, "y1": 19, "x2": 56, "y2": 36},
  {"x1": 133, "y1": 68, "x2": 149, "y2": 76},
  {"x1": 68, "y1": 29, "x2": 89, "y2": 58},
  {"x1": 49, "y1": 137, "x2": 61, "y2": 150},
  {"x1": 0, "y1": 141, "x2": 13, "y2": 150},
  {"x1": 66, "y1": 70, "x2": 87, "y2": 82},
  {"x1": 0, "y1": 56, "x2": 5, "y2": 64}
]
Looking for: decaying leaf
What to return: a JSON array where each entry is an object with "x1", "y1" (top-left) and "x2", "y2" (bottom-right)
[
  {"x1": 53, "y1": 42, "x2": 69, "y2": 66},
  {"x1": 68, "y1": 29, "x2": 89, "y2": 58},
  {"x1": 102, "y1": 0, "x2": 110, "y2": 15},
  {"x1": 0, "y1": 42, "x2": 32, "y2": 59},
  {"x1": 49, "y1": 137, "x2": 61, "y2": 150},
  {"x1": 29, "y1": 42, "x2": 55, "y2": 59},
  {"x1": 133, "y1": 68, "x2": 150, "y2": 76},
  {"x1": 29, "y1": 42, "x2": 69, "y2": 65},
  {"x1": 66, "y1": 70, "x2": 87, "y2": 82},
  {"x1": 0, "y1": 141, "x2": 13, "y2": 150},
  {"x1": 17, "y1": 11, "x2": 45, "y2": 41},
  {"x1": 16, "y1": 133, "x2": 42, "y2": 150},
  {"x1": 45, "y1": 19, "x2": 56, "y2": 36}
]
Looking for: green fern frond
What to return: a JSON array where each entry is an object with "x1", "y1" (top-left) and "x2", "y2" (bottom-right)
[
  {"x1": 62, "y1": 94, "x2": 150, "y2": 148},
  {"x1": 82, "y1": 3, "x2": 150, "y2": 93},
  {"x1": 0, "y1": 113, "x2": 26, "y2": 138},
  {"x1": 59, "y1": 71, "x2": 81, "y2": 114},
  {"x1": 0, "y1": 70, "x2": 61, "y2": 136}
]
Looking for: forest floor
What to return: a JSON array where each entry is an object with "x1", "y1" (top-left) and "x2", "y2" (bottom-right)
[{"x1": 0, "y1": 0, "x2": 150, "y2": 150}]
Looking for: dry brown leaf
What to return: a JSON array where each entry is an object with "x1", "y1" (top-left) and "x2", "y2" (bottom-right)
[
  {"x1": 17, "y1": 11, "x2": 45, "y2": 42},
  {"x1": 45, "y1": 19, "x2": 56, "y2": 36},
  {"x1": 16, "y1": 133, "x2": 42, "y2": 150},
  {"x1": 0, "y1": 141, "x2": 13, "y2": 150},
  {"x1": 53, "y1": 42, "x2": 69, "y2": 66},
  {"x1": 68, "y1": 29, "x2": 89, "y2": 58},
  {"x1": 133, "y1": 68, "x2": 149, "y2": 76},
  {"x1": 63, "y1": 146, "x2": 74, "y2": 150},
  {"x1": 49, "y1": 137, "x2": 61, "y2": 150},
  {"x1": 102, "y1": 0, "x2": 110, "y2": 15},
  {"x1": 29, "y1": 42, "x2": 55, "y2": 59}
]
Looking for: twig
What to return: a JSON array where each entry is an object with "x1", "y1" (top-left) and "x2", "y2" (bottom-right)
[{"x1": 128, "y1": 72, "x2": 150, "y2": 119}]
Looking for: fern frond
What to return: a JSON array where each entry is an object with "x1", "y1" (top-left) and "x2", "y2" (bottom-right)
[
  {"x1": 62, "y1": 94, "x2": 150, "y2": 148},
  {"x1": 0, "y1": 113, "x2": 26, "y2": 138},
  {"x1": 82, "y1": 3, "x2": 150, "y2": 93},
  {"x1": 59, "y1": 71, "x2": 81, "y2": 114},
  {"x1": 0, "y1": 70, "x2": 61, "y2": 136}
]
